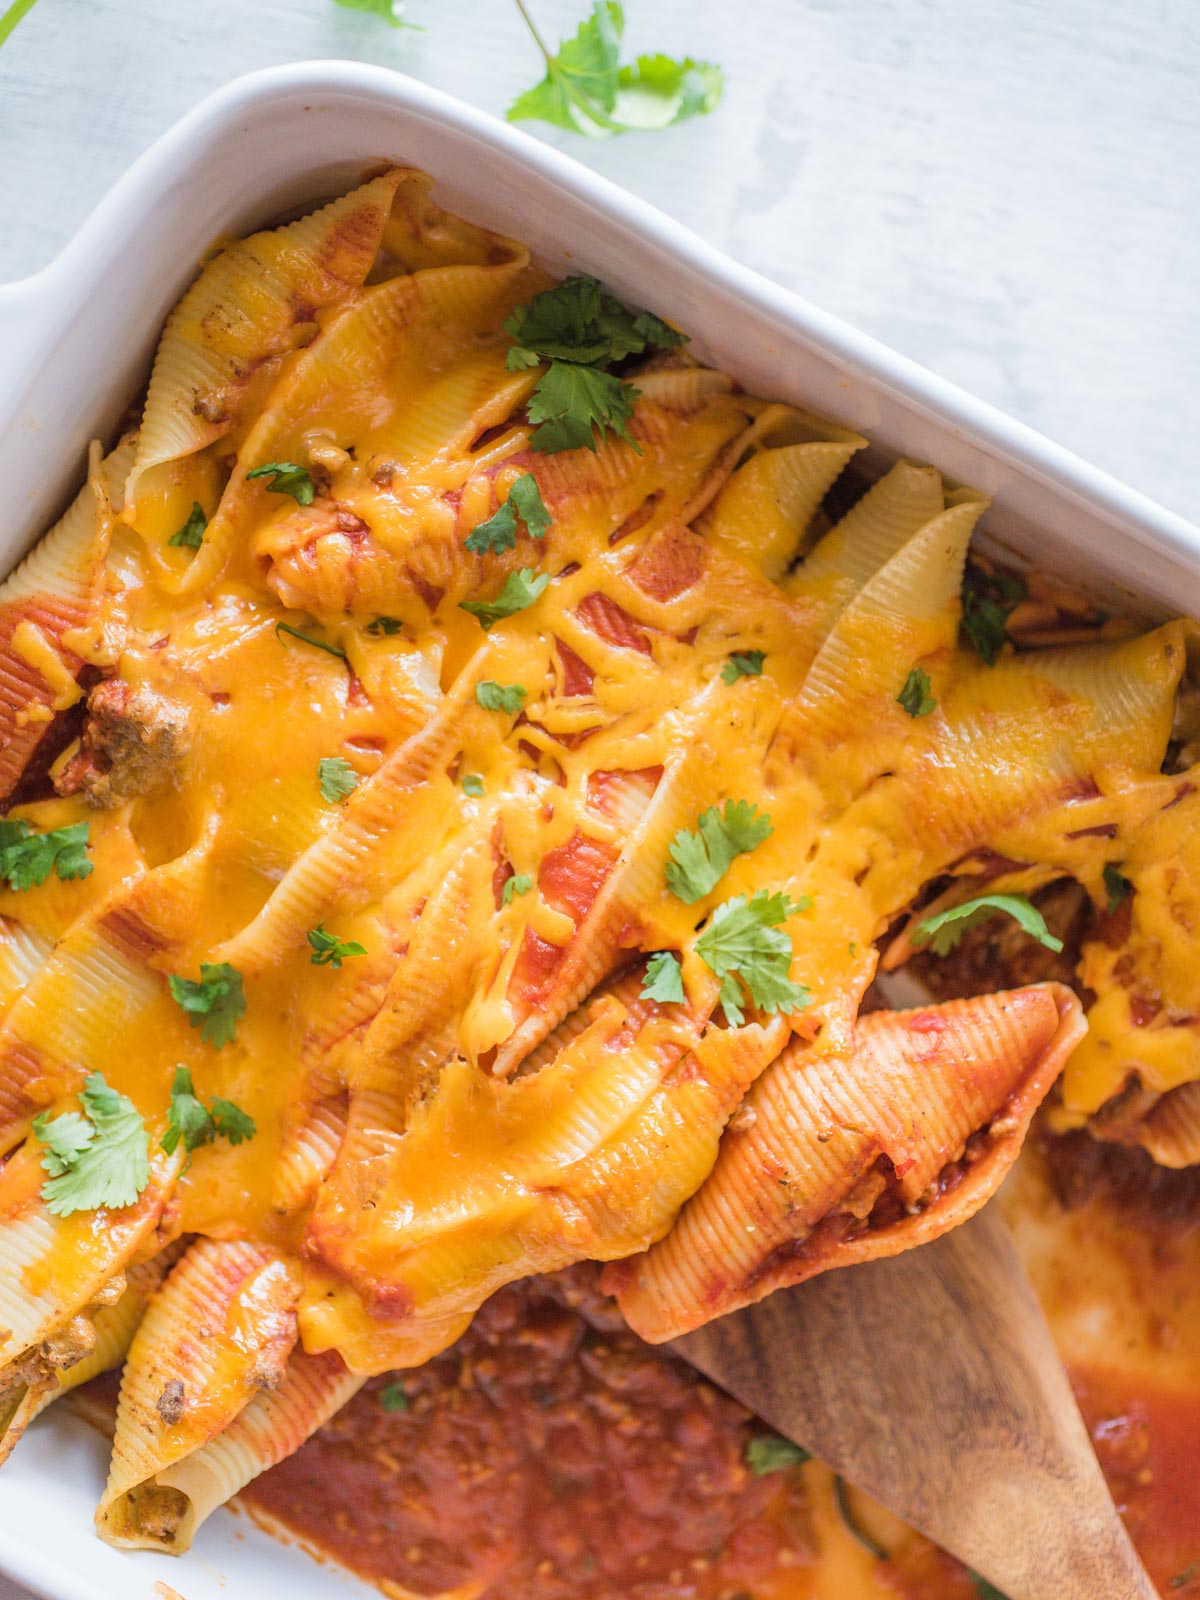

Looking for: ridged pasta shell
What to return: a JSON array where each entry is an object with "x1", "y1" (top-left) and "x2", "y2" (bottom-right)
[
  {"x1": 96, "y1": 1238, "x2": 300, "y2": 1550},
  {"x1": 609, "y1": 984, "x2": 1085, "y2": 1340}
]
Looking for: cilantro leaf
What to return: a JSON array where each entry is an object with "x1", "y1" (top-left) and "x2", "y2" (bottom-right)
[
  {"x1": 527, "y1": 364, "x2": 638, "y2": 454},
  {"x1": 640, "y1": 950, "x2": 685, "y2": 1004},
  {"x1": 461, "y1": 774, "x2": 485, "y2": 797},
  {"x1": 912, "y1": 893, "x2": 1064, "y2": 957},
  {"x1": 465, "y1": 474, "x2": 551, "y2": 554},
  {"x1": 961, "y1": 564, "x2": 1026, "y2": 666},
  {"x1": 744, "y1": 1433, "x2": 811, "y2": 1476},
  {"x1": 476, "y1": 681, "x2": 528, "y2": 714},
  {"x1": 507, "y1": 2, "x2": 723, "y2": 137},
  {"x1": 276, "y1": 621, "x2": 347, "y2": 660},
  {"x1": 318, "y1": 756, "x2": 359, "y2": 804},
  {"x1": 35, "y1": 1072, "x2": 150, "y2": 1217},
  {"x1": 167, "y1": 502, "x2": 207, "y2": 550},
  {"x1": 162, "y1": 1065, "x2": 256, "y2": 1157},
  {"x1": 365, "y1": 616, "x2": 403, "y2": 637},
  {"x1": 307, "y1": 922, "x2": 368, "y2": 969},
  {"x1": 1103, "y1": 862, "x2": 1133, "y2": 914},
  {"x1": 379, "y1": 1379, "x2": 409, "y2": 1411},
  {"x1": 246, "y1": 461, "x2": 315, "y2": 505},
  {"x1": 615, "y1": 52, "x2": 724, "y2": 130},
  {"x1": 897, "y1": 666, "x2": 936, "y2": 717},
  {"x1": 695, "y1": 890, "x2": 811, "y2": 1026},
  {"x1": 31, "y1": 1110, "x2": 94, "y2": 1177},
  {"x1": 0, "y1": 818, "x2": 92, "y2": 892},
  {"x1": 722, "y1": 650, "x2": 765, "y2": 684},
  {"x1": 666, "y1": 800, "x2": 773, "y2": 905},
  {"x1": 460, "y1": 569, "x2": 550, "y2": 630},
  {"x1": 504, "y1": 275, "x2": 681, "y2": 367},
  {"x1": 168, "y1": 962, "x2": 246, "y2": 1049},
  {"x1": 502, "y1": 872, "x2": 534, "y2": 906},
  {"x1": 333, "y1": 0, "x2": 413, "y2": 25},
  {"x1": 210, "y1": 1098, "x2": 256, "y2": 1145}
]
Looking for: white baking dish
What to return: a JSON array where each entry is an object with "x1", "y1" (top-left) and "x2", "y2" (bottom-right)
[{"x1": 0, "y1": 60, "x2": 1197, "y2": 1600}]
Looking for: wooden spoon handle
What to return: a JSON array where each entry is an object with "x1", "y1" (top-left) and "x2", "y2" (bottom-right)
[{"x1": 673, "y1": 1206, "x2": 1157, "y2": 1600}]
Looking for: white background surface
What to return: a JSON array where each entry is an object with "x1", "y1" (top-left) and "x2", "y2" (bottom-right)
[{"x1": 0, "y1": 1, "x2": 1196, "y2": 1594}]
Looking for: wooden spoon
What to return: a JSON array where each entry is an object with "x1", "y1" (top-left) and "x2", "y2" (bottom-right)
[{"x1": 673, "y1": 1204, "x2": 1158, "y2": 1600}]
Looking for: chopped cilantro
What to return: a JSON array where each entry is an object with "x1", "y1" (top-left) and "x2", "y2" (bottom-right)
[
  {"x1": 318, "y1": 757, "x2": 359, "y2": 804},
  {"x1": 476, "y1": 681, "x2": 528, "y2": 714},
  {"x1": 526, "y1": 362, "x2": 638, "y2": 454},
  {"x1": 465, "y1": 473, "x2": 552, "y2": 554},
  {"x1": 33, "y1": 1072, "x2": 150, "y2": 1217},
  {"x1": 695, "y1": 890, "x2": 811, "y2": 1026},
  {"x1": 365, "y1": 616, "x2": 403, "y2": 636},
  {"x1": 460, "y1": 569, "x2": 550, "y2": 630},
  {"x1": 912, "y1": 893, "x2": 1063, "y2": 957},
  {"x1": 961, "y1": 564, "x2": 1027, "y2": 666},
  {"x1": 0, "y1": 819, "x2": 92, "y2": 892},
  {"x1": 722, "y1": 650, "x2": 765, "y2": 684},
  {"x1": 640, "y1": 950, "x2": 685, "y2": 1004},
  {"x1": 897, "y1": 666, "x2": 936, "y2": 717},
  {"x1": 502, "y1": 872, "x2": 534, "y2": 906},
  {"x1": 162, "y1": 1065, "x2": 255, "y2": 1157},
  {"x1": 307, "y1": 922, "x2": 368, "y2": 969},
  {"x1": 1103, "y1": 862, "x2": 1133, "y2": 913},
  {"x1": 666, "y1": 800, "x2": 773, "y2": 905},
  {"x1": 167, "y1": 502, "x2": 207, "y2": 550},
  {"x1": 744, "y1": 1433, "x2": 811, "y2": 1476},
  {"x1": 461, "y1": 774, "x2": 486, "y2": 797},
  {"x1": 379, "y1": 1379, "x2": 410, "y2": 1411},
  {"x1": 275, "y1": 621, "x2": 347, "y2": 659},
  {"x1": 246, "y1": 461, "x2": 315, "y2": 505},
  {"x1": 167, "y1": 962, "x2": 246, "y2": 1049}
]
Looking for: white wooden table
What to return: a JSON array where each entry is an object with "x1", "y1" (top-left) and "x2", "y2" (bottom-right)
[{"x1": 0, "y1": 0, "x2": 1196, "y2": 1591}]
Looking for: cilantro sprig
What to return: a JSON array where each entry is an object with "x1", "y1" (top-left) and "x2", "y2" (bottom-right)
[
  {"x1": 0, "y1": 819, "x2": 92, "y2": 892},
  {"x1": 666, "y1": 800, "x2": 772, "y2": 906},
  {"x1": 503, "y1": 274, "x2": 683, "y2": 454},
  {"x1": 508, "y1": 2, "x2": 723, "y2": 137},
  {"x1": 307, "y1": 922, "x2": 368, "y2": 969},
  {"x1": 168, "y1": 963, "x2": 246, "y2": 1049},
  {"x1": 465, "y1": 474, "x2": 552, "y2": 554},
  {"x1": 912, "y1": 893, "x2": 1063, "y2": 957},
  {"x1": 696, "y1": 890, "x2": 811, "y2": 1026},
  {"x1": 161, "y1": 1065, "x2": 255, "y2": 1157},
  {"x1": 460, "y1": 569, "x2": 550, "y2": 630},
  {"x1": 33, "y1": 1073, "x2": 150, "y2": 1217}
]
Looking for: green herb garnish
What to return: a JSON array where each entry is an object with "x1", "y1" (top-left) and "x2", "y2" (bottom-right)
[
  {"x1": 502, "y1": 872, "x2": 534, "y2": 906},
  {"x1": 161, "y1": 1065, "x2": 255, "y2": 1157},
  {"x1": 307, "y1": 922, "x2": 368, "y2": 969},
  {"x1": 722, "y1": 651, "x2": 765, "y2": 684},
  {"x1": 460, "y1": 569, "x2": 550, "y2": 630},
  {"x1": 695, "y1": 891, "x2": 811, "y2": 1027},
  {"x1": 167, "y1": 963, "x2": 246, "y2": 1049},
  {"x1": 0, "y1": 819, "x2": 92, "y2": 892},
  {"x1": 33, "y1": 1073, "x2": 150, "y2": 1217},
  {"x1": 167, "y1": 502, "x2": 207, "y2": 550},
  {"x1": 476, "y1": 681, "x2": 528, "y2": 714},
  {"x1": 275, "y1": 622, "x2": 347, "y2": 659},
  {"x1": 465, "y1": 474, "x2": 552, "y2": 554},
  {"x1": 508, "y1": 1, "x2": 723, "y2": 137},
  {"x1": 744, "y1": 1433, "x2": 812, "y2": 1476},
  {"x1": 912, "y1": 893, "x2": 1063, "y2": 957},
  {"x1": 666, "y1": 800, "x2": 772, "y2": 905},
  {"x1": 640, "y1": 950, "x2": 685, "y2": 1004},
  {"x1": 318, "y1": 757, "x2": 359, "y2": 804},
  {"x1": 897, "y1": 666, "x2": 936, "y2": 717},
  {"x1": 1103, "y1": 863, "x2": 1133, "y2": 914},
  {"x1": 246, "y1": 461, "x2": 315, "y2": 505}
]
